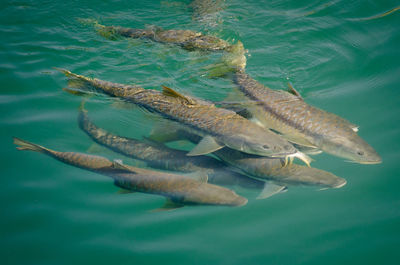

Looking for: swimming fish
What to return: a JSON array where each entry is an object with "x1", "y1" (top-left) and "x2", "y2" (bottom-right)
[
  {"x1": 219, "y1": 42, "x2": 381, "y2": 164},
  {"x1": 215, "y1": 148, "x2": 347, "y2": 189},
  {"x1": 57, "y1": 68, "x2": 304, "y2": 161},
  {"x1": 84, "y1": 19, "x2": 230, "y2": 52},
  {"x1": 168, "y1": 129, "x2": 347, "y2": 189},
  {"x1": 78, "y1": 102, "x2": 264, "y2": 190},
  {"x1": 13, "y1": 137, "x2": 248, "y2": 208},
  {"x1": 232, "y1": 71, "x2": 381, "y2": 164}
]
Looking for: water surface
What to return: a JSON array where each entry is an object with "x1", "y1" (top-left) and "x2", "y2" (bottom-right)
[{"x1": 1, "y1": 0, "x2": 399, "y2": 264}]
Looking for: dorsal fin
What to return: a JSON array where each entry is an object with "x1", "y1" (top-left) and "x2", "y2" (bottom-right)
[
  {"x1": 112, "y1": 159, "x2": 136, "y2": 173},
  {"x1": 161, "y1": 85, "x2": 194, "y2": 104},
  {"x1": 287, "y1": 82, "x2": 303, "y2": 100}
]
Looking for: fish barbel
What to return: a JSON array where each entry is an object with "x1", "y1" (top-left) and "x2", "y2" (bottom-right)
[
  {"x1": 13, "y1": 137, "x2": 248, "y2": 208},
  {"x1": 57, "y1": 68, "x2": 300, "y2": 160}
]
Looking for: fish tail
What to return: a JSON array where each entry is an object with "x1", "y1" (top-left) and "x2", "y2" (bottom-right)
[
  {"x1": 13, "y1": 137, "x2": 50, "y2": 153},
  {"x1": 54, "y1": 68, "x2": 95, "y2": 95},
  {"x1": 77, "y1": 99, "x2": 91, "y2": 133},
  {"x1": 203, "y1": 40, "x2": 247, "y2": 78},
  {"x1": 77, "y1": 18, "x2": 103, "y2": 28},
  {"x1": 77, "y1": 99, "x2": 87, "y2": 122},
  {"x1": 77, "y1": 18, "x2": 119, "y2": 40},
  {"x1": 79, "y1": 99, "x2": 87, "y2": 113}
]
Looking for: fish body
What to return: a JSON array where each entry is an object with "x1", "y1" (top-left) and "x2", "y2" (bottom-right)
[
  {"x1": 176, "y1": 129, "x2": 346, "y2": 188},
  {"x1": 233, "y1": 70, "x2": 381, "y2": 164},
  {"x1": 99, "y1": 24, "x2": 229, "y2": 51},
  {"x1": 13, "y1": 138, "x2": 247, "y2": 207},
  {"x1": 59, "y1": 69, "x2": 298, "y2": 159},
  {"x1": 215, "y1": 148, "x2": 346, "y2": 188},
  {"x1": 78, "y1": 105, "x2": 264, "y2": 189}
]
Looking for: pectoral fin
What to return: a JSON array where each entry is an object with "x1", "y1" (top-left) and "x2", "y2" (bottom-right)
[
  {"x1": 257, "y1": 182, "x2": 287, "y2": 200},
  {"x1": 293, "y1": 144, "x2": 322, "y2": 155},
  {"x1": 152, "y1": 198, "x2": 184, "y2": 212},
  {"x1": 86, "y1": 143, "x2": 104, "y2": 154},
  {"x1": 187, "y1": 136, "x2": 224, "y2": 156},
  {"x1": 148, "y1": 121, "x2": 183, "y2": 143}
]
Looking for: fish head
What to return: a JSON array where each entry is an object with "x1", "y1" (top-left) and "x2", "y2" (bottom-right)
[
  {"x1": 321, "y1": 134, "x2": 381, "y2": 164},
  {"x1": 283, "y1": 165, "x2": 347, "y2": 188},
  {"x1": 224, "y1": 133, "x2": 297, "y2": 157}
]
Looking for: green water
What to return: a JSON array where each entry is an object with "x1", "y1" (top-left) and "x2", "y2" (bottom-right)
[{"x1": 1, "y1": 0, "x2": 399, "y2": 264}]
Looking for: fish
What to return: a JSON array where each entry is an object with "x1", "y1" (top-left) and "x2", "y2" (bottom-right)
[
  {"x1": 232, "y1": 71, "x2": 381, "y2": 164},
  {"x1": 57, "y1": 68, "x2": 303, "y2": 161},
  {"x1": 218, "y1": 42, "x2": 381, "y2": 164},
  {"x1": 13, "y1": 137, "x2": 248, "y2": 208},
  {"x1": 78, "y1": 101, "x2": 264, "y2": 190},
  {"x1": 173, "y1": 129, "x2": 347, "y2": 189},
  {"x1": 83, "y1": 19, "x2": 230, "y2": 52}
]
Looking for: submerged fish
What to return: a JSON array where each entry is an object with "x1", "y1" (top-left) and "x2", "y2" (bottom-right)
[
  {"x1": 13, "y1": 137, "x2": 247, "y2": 208},
  {"x1": 57, "y1": 68, "x2": 302, "y2": 161},
  {"x1": 219, "y1": 42, "x2": 381, "y2": 164},
  {"x1": 84, "y1": 19, "x2": 230, "y2": 52},
  {"x1": 173, "y1": 129, "x2": 347, "y2": 189},
  {"x1": 78, "y1": 102, "x2": 264, "y2": 189},
  {"x1": 215, "y1": 148, "x2": 347, "y2": 189},
  {"x1": 233, "y1": 71, "x2": 381, "y2": 164}
]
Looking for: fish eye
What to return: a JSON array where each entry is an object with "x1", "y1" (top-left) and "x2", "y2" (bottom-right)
[
  {"x1": 357, "y1": 151, "x2": 364, "y2": 156},
  {"x1": 273, "y1": 146, "x2": 281, "y2": 151},
  {"x1": 262, "y1": 144, "x2": 269, "y2": 149}
]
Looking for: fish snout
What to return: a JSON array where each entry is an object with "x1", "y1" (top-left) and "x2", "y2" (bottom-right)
[
  {"x1": 352, "y1": 146, "x2": 382, "y2": 164},
  {"x1": 232, "y1": 195, "x2": 248, "y2": 207},
  {"x1": 333, "y1": 178, "x2": 347, "y2": 189}
]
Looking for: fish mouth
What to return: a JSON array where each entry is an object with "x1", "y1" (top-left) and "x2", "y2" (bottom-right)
[
  {"x1": 358, "y1": 158, "x2": 382, "y2": 165},
  {"x1": 345, "y1": 158, "x2": 382, "y2": 165},
  {"x1": 333, "y1": 178, "x2": 347, "y2": 189},
  {"x1": 232, "y1": 196, "x2": 248, "y2": 207}
]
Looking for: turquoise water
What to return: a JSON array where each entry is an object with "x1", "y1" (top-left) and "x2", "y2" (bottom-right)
[{"x1": 1, "y1": 0, "x2": 400, "y2": 264}]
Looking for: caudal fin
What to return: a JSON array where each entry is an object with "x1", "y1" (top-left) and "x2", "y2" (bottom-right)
[
  {"x1": 13, "y1": 137, "x2": 49, "y2": 153},
  {"x1": 54, "y1": 68, "x2": 95, "y2": 95},
  {"x1": 203, "y1": 40, "x2": 247, "y2": 78},
  {"x1": 77, "y1": 18, "x2": 119, "y2": 40}
]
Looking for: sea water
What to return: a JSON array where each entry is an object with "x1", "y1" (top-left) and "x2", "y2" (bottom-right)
[{"x1": 1, "y1": 0, "x2": 399, "y2": 264}]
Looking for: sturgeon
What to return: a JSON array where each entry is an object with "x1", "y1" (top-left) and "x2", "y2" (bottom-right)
[
  {"x1": 13, "y1": 138, "x2": 247, "y2": 208},
  {"x1": 219, "y1": 42, "x2": 381, "y2": 164},
  {"x1": 86, "y1": 19, "x2": 230, "y2": 52},
  {"x1": 171, "y1": 129, "x2": 347, "y2": 189},
  {"x1": 57, "y1": 68, "x2": 305, "y2": 162},
  {"x1": 233, "y1": 70, "x2": 381, "y2": 164},
  {"x1": 78, "y1": 102, "x2": 264, "y2": 190}
]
